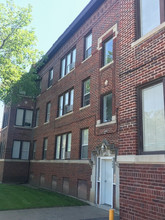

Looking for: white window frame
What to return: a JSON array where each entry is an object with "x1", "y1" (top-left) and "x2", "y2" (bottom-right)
[
  {"x1": 81, "y1": 129, "x2": 89, "y2": 159},
  {"x1": 58, "y1": 89, "x2": 74, "y2": 117},
  {"x1": 55, "y1": 133, "x2": 72, "y2": 160}
]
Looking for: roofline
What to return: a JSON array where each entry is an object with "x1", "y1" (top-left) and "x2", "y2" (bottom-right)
[{"x1": 44, "y1": 0, "x2": 106, "y2": 65}]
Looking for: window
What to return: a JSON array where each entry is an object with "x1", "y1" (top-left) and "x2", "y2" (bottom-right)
[
  {"x1": 2, "y1": 111, "x2": 9, "y2": 128},
  {"x1": 58, "y1": 89, "x2": 74, "y2": 117},
  {"x1": 139, "y1": 80, "x2": 165, "y2": 153},
  {"x1": 48, "y1": 68, "x2": 53, "y2": 88},
  {"x1": 35, "y1": 108, "x2": 39, "y2": 127},
  {"x1": 55, "y1": 133, "x2": 72, "y2": 159},
  {"x1": 0, "y1": 142, "x2": 4, "y2": 159},
  {"x1": 42, "y1": 138, "x2": 48, "y2": 160},
  {"x1": 102, "y1": 37, "x2": 113, "y2": 66},
  {"x1": 45, "y1": 102, "x2": 51, "y2": 122},
  {"x1": 84, "y1": 32, "x2": 92, "y2": 59},
  {"x1": 137, "y1": 0, "x2": 165, "y2": 37},
  {"x1": 82, "y1": 78, "x2": 90, "y2": 107},
  {"x1": 33, "y1": 141, "x2": 36, "y2": 159},
  {"x1": 12, "y1": 141, "x2": 30, "y2": 160},
  {"x1": 102, "y1": 93, "x2": 112, "y2": 123},
  {"x1": 15, "y1": 108, "x2": 33, "y2": 127},
  {"x1": 60, "y1": 48, "x2": 76, "y2": 78},
  {"x1": 81, "y1": 129, "x2": 89, "y2": 159}
]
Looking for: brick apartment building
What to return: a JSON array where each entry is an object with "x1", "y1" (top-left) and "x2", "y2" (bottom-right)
[{"x1": 0, "y1": 0, "x2": 165, "y2": 219}]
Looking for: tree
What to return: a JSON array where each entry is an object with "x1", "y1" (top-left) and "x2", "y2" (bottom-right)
[{"x1": 0, "y1": 0, "x2": 44, "y2": 104}]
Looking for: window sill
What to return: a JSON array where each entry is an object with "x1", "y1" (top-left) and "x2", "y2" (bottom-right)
[
  {"x1": 81, "y1": 55, "x2": 92, "y2": 64},
  {"x1": 33, "y1": 126, "x2": 39, "y2": 129},
  {"x1": 47, "y1": 85, "x2": 52, "y2": 90},
  {"x1": 79, "y1": 104, "x2": 90, "y2": 111},
  {"x1": 99, "y1": 60, "x2": 114, "y2": 72},
  {"x1": 58, "y1": 68, "x2": 75, "y2": 82},
  {"x1": 30, "y1": 159, "x2": 90, "y2": 164},
  {"x1": 96, "y1": 115, "x2": 116, "y2": 127},
  {"x1": 131, "y1": 22, "x2": 165, "y2": 47},
  {"x1": 44, "y1": 121, "x2": 49, "y2": 125},
  {"x1": 14, "y1": 126, "x2": 32, "y2": 130},
  {"x1": 55, "y1": 111, "x2": 73, "y2": 120},
  {"x1": 1, "y1": 126, "x2": 8, "y2": 131},
  {"x1": 117, "y1": 154, "x2": 165, "y2": 164}
]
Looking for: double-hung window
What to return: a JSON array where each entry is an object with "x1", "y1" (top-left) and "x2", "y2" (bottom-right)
[
  {"x1": 58, "y1": 88, "x2": 74, "y2": 117},
  {"x1": 2, "y1": 111, "x2": 9, "y2": 128},
  {"x1": 15, "y1": 108, "x2": 33, "y2": 127},
  {"x1": 33, "y1": 141, "x2": 36, "y2": 159},
  {"x1": 55, "y1": 133, "x2": 72, "y2": 159},
  {"x1": 82, "y1": 78, "x2": 90, "y2": 107},
  {"x1": 45, "y1": 102, "x2": 51, "y2": 123},
  {"x1": 102, "y1": 93, "x2": 112, "y2": 123},
  {"x1": 84, "y1": 32, "x2": 92, "y2": 59},
  {"x1": 81, "y1": 129, "x2": 89, "y2": 159},
  {"x1": 12, "y1": 141, "x2": 30, "y2": 160},
  {"x1": 35, "y1": 108, "x2": 39, "y2": 127},
  {"x1": 48, "y1": 68, "x2": 53, "y2": 88},
  {"x1": 137, "y1": 0, "x2": 165, "y2": 38},
  {"x1": 102, "y1": 37, "x2": 113, "y2": 66},
  {"x1": 138, "y1": 79, "x2": 165, "y2": 153},
  {"x1": 42, "y1": 138, "x2": 48, "y2": 160},
  {"x1": 60, "y1": 48, "x2": 76, "y2": 78}
]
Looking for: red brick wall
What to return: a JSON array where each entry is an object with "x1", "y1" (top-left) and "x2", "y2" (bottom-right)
[
  {"x1": 3, "y1": 161, "x2": 30, "y2": 183},
  {"x1": 119, "y1": 0, "x2": 165, "y2": 219},
  {"x1": 120, "y1": 164, "x2": 165, "y2": 220},
  {"x1": 0, "y1": 161, "x2": 4, "y2": 182},
  {"x1": 30, "y1": 0, "x2": 120, "y2": 200},
  {"x1": 29, "y1": 162, "x2": 92, "y2": 199}
]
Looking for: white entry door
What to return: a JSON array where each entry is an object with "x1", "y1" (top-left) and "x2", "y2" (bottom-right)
[{"x1": 100, "y1": 159, "x2": 113, "y2": 206}]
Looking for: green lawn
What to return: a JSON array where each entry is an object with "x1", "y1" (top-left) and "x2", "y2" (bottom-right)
[{"x1": 0, "y1": 184, "x2": 87, "y2": 211}]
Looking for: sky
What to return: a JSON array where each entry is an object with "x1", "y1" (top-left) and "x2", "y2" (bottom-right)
[{"x1": 0, "y1": 0, "x2": 91, "y2": 127}]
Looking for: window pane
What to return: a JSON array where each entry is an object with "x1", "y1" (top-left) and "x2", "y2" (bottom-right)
[
  {"x1": 21, "y1": 141, "x2": 30, "y2": 160},
  {"x1": 50, "y1": 69, "x2": 53, "y2": 80},
  {"x1": 86, "y1": 33, "x2": 92, "y2": 50},
  {"x1": 61, "y1": 134, "x2": 66, "y2": 159},
  {"x1": 44, "y1": 138, "x2": 48, "y2": 150},
  {"x1": 59, "y1": 96, "x2": 64, "y2": 116},
  {"x1": 33, "y1": 141, "x2": 36, "y2": 159},
  {"x1": 103, "y1": 93, "x2": 112, "y2": 122},
  {"x1": 16, "y1": 109, "x2": 24, "y2": 126},
  {"x1": 72, "y1": 48, "x2": 76, "y2": 64},
  {"x1": 104, "y1": 38, "x2": 113, "y2": 66},
  {"x1": 46, "y1": 103, "x2": 51, "y2": 122},
  {"x1": 66, "y1": 53, "x2": 71, "y2": 73},
  {"x1": 12, "y1": 141, "x2": 21, "y2": 158},
  {"x1": 67, "y1": 133, "x2": 72, "y2": 152},
  {"x1": 84, "y1": 79, "x2": 90, "y2": 95},
  {"x1": 24, "y1": 110, "x2": 33, "y2": 127},
  {"x1": 70, "y1": 89, "x2": 74, "y2": 106},
  {"x1": 142, "y1": 83, "x2": 165, "y2": 151},
  {"x1": 81, "y1": 145, "x2": 88, "y2": 159},
  {"x1": 35, "y1": 109, "x2": 39, "y2": 127},
  {"x1": 82, "y1": 129, "x2": 89, "y2": 146},
  {"x1": 61, "y1": 58, "x2": 66, "y2": 78},
  {"x1": 83, "y1": 79, "x2": 90, "y2": 106},
  {"x1": 56, "y1": 136, "x2": 61, "y2": 159},
  {"x1": 65, "y1": 92, "x2": 69, "y2": 105},
  {"x1": 140, "y1": 0, "x2": 160, "y2": 36}
]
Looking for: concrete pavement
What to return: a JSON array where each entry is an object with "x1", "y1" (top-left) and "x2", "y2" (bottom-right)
[{"x1": 0, "y1": 206, "x2": 119, "y2": 220}]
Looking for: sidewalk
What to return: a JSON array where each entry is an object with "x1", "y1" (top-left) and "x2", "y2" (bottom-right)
[{"x1": 0, "y1": 206, "x2": 119, "y2": 220}]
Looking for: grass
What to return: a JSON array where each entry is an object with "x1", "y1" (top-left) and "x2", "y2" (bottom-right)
[{"x1": 0, "y1": 184, "x2": 87, "y2": 211}]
